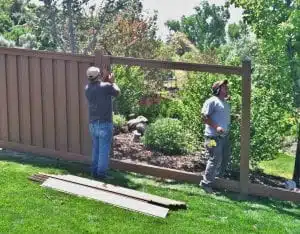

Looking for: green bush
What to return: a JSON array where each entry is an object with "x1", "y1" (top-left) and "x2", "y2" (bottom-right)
[
  {"x1": 142, "y1": 118, "x2": 198, "y2": 155},
  {"x1": 159, "y1": 98, "x2": 186, "y2": 120},
  {"x1": 113, "y1": 114, "x2": 126, "y2": 129},
  {"x1": 113, "y1": 65, "x2": 145, "y2": 118}
]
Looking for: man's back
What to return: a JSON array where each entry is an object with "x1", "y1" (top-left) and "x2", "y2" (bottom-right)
[{"x1": 85, "y1": 81, "x2": 119, "y2": 123}]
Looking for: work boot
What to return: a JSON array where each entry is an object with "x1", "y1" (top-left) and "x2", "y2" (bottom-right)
[{"x1": 199, "y1": 181, "x2": 214, "y2": 194}]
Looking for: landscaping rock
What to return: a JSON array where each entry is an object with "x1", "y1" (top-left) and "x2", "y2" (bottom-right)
[
  {"x1": 132, "y1": 130, "x2": 141, "y2": 142},
  {"x1": 127, "y1": 116, "x2": 148, "y2": 131},
  {"x1": 136, "y1": 123, "x2": 147, "y2": 135},
  {"x1": 120, "y1": 125, "x2": 129, "y2": 133}
]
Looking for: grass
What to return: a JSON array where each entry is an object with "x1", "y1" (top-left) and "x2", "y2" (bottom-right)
[
  {"x1": 259, "y1": 153, "x2": 295, "y2": 179},
  {"x1": 1, "y1": 152, "x2": 300, "y2": 234}
]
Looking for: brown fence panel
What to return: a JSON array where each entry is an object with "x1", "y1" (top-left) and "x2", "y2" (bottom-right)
[
  {"x1": 0, "y1": 54, "x2": 8, "y2": 141},
  {"x1": 18, "y1": 55, "x2": 32, "y2": 145},
  {"x1": 41, "y1": 58, "x2": 56, "y2": 149},
  {"x1": 29, "y1": 57, "x2": 44, "y2": 147},
  {"x1": 79, "y1": 62, "x2": 92, "y2": 156},
  {"x1": 0, "y1": 47, "x2": 93, "y2": 160},
  {"x1": 53, "y1": 59, "x2": 68, "y2": 152},
  {"x1": 66, "y1": 61, "x2": 81, "y2": 154},
  {"x1": 7, "y1": 55, "x2": 20, "y2": 143}
]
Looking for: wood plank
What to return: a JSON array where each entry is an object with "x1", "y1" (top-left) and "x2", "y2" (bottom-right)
[
  {"x1": 109, "y1": 56, "x2": 242, "y2": 75},
  {"x1": 40, "y1": 173, "x2": 186, "y2": 208},
  {"x1": 41, "y1": 178, "x2": 169, "y2": 218},
  {"x1": 6, "y1": 55, "x2": 20, "y2": 143},
  {"x1": 0, "y1": 54, "x2": 8, "y2": 141},
  {"x1": 0, "y1": 47, "x2": 94, "y2": 63},
  {"x1": 66, "y1": 61, "x2": 81, "y2": 154},
  {"x1": 18, "y1": 55, "x2": 31, "y2": 145},
  {"x1": 78, "y1": 62, "x2": 91, "y2": 156},
  {"x1": 53, "y1": 59, "x2": 68, "y2": 152},
  {"x1": 110, "y1": 159, "x2": 201, "y2": 184},
  {"x1": 240, "y1": 59, "x2": 252, "y2": 196},
  {"x1": 41, "y1": 58, "x2": 55, "y2": 149},
  {"x1": 29, "y1": 57, "x2": 43, "y2": 147},
  {"x1": 249, "y1": 183, "x2": 300, "y2": 202}
]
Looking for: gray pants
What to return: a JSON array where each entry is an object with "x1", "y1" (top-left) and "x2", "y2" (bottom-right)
[{"x1": 200, "y1": 135, "x2": 231, "y2": 186}]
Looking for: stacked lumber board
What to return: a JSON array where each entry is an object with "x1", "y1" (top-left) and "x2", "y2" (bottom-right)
[{"x1": 29, "y1": 173, "x2": 187, "y2": 218}]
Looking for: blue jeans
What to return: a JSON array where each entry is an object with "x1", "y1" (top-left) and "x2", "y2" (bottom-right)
[
  {"x1": 200, "y1": 135, "x2": 231, "y2": 186},
  {"x1": 89, "y1": 121, "x2": 113, "y2": 178}
]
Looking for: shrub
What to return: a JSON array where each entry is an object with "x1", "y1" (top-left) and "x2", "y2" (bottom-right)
[
  {"x1": 159, "y1": 98, "x2": 186, "y2": 120},
  {"x1": 113, "y1": 114, "x2": 126, "y2": 129},
  {"x1": 142, "y1": 118, "x2": 198, "y2": 155},
  {"x1": 113, "y1": 65, "x2": 145, "y2": 118}
]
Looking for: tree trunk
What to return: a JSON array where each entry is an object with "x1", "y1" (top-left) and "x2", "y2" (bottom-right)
[
  {"x1": 293, "y1": 122, "x2": 300, "y2": 187},
  {"x1": 67, "y1": 0, "x2": 76, "y2": 54}
]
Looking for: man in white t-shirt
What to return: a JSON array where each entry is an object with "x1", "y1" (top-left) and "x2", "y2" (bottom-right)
[{"x1": 199, "y1": 80, "x2": 231, "y2": 193}]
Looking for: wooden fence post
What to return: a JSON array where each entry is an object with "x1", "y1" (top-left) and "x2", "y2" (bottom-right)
[
  {"x1": 239, "y1": 58, "x2": 252, "y2": 197},
  {"x1": 95, "y1": 50, "x2": 114, "y2": 158}
]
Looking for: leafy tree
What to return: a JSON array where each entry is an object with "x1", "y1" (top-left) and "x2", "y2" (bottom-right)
[
  {"x1": 227, "y1": 20, "x2": 249, "y2": 42},
  {"x1": 0, "y1": 0, "x2": 14, "y2": 34},
  {"x1": 229, "y1": 0, "x2": 300, "y2": 183},
  {"x1": 82, "y1": 0, "x2": 132, "y2": 54},
  {"x1": 99, "y1": 3, "x2": 159, "y2": 58},
  {"x1": 62, "y1": 0, "x2": 90, "y2": 54},
  {"x1": 165, "y1": 0, "x2": 230, "y2": 51}
]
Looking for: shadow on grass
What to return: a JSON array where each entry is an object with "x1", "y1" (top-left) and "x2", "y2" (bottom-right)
[
  {"x1": 155, "y1": 178, "x2": 300, "y2": 219},
  {"x1": 0, "y1": 149, "x2": 140, "y2": 190},
  {"x1": 1, "y1": 149, "x2": 299, "y2": 218}
]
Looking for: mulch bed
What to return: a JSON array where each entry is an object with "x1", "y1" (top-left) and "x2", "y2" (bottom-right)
[{"x1": 112, "y1": 133, "x2": 287, "y2": 189}]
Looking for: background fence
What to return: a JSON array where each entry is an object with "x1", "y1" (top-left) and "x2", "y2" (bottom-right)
[
  {"x1": 0, "y1": 47, "x2": 261, "y2": 200},
  {"x1": 0, "y1": 47, "x2": 94, "y2": 161}
]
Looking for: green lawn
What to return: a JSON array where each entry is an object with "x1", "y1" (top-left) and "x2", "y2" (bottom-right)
[
  {"x1": 1, "y1": 153, "x2": 300, "y2": 234},
  {"x1": 259, "y1": 153, "x2": 295, "y2": 179}
]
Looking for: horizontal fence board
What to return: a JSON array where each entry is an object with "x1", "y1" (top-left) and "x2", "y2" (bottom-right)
[
  {"x1": 42, "y1": 178, "x2": 169, "y2": 218},
  {"x1": 109, "y1": 56, "x2": 242, "y2": 75},
  {"x1": 0, "y1": 47, "x2": 94, "y2": 63},
  {"x1": 0, "y1": 141, "x2": 88, "y2": 163},
  {"x1": 41, "y1": 174, "x2": 186, "y2": 208},
  {"x1": 0, "y1": 54, "x2": 8, "y2": 141}
]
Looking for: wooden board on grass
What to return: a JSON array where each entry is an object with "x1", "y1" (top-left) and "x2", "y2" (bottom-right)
[
  {"x1": 40, "y1": 173, "x2": 186, "y2": 208},
  {"x1": 41, "y1": 178, "x2": 169, "y2": 218}
]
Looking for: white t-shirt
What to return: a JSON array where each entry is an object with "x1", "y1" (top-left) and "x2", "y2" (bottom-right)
[{"x1": 201, "y1": 96, "x2": 231, "y2": 137}]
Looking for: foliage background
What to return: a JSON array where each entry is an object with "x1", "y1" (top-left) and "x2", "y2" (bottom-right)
[{"x1": 0, "y1": 0, "x2": 299, "y2": 171}]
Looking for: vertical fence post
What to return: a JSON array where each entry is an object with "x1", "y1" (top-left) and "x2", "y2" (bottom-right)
[
  {"x1": 95, "y1": 50, "x2": 103, "y2": 69},
  {"x1": 95, "y1": 50, "x2": 114, "y2": 158},
  {"x1": 239, "y1": 58, "x2": 252, "y2": 197}
]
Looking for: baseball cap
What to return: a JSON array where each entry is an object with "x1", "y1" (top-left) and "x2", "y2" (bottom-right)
[
  {"x1": 86, "y1": 66, "x2": 100, "y2": 80},
  {"x1": 212, "y1": 79, "x2": 228, "y2": 91}
]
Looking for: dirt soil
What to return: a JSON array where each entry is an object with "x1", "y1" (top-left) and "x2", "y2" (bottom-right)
[{"x1": 112, "y1": 133, "x2": 288, "y2": 189}]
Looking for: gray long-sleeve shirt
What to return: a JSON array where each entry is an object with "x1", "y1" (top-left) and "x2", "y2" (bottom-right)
[{"x1": 85, "y1": 81, "x2": 119, "y2": 123}]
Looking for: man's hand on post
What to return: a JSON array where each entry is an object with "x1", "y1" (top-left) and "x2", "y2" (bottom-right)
[
  {"x1": 108, "y1": 73, "x2": 115, "y2": 84},
  {"x1": 216, "y1": 126, "x2": 225, "y2": 134}
]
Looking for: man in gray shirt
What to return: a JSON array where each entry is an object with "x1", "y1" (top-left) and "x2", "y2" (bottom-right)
[
  {"x1": 199, "y1": 80, "x2": 231, "y2": 193},
  {"x1": 85, "y1": 66, "x2": 120, "y2": 179}
]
